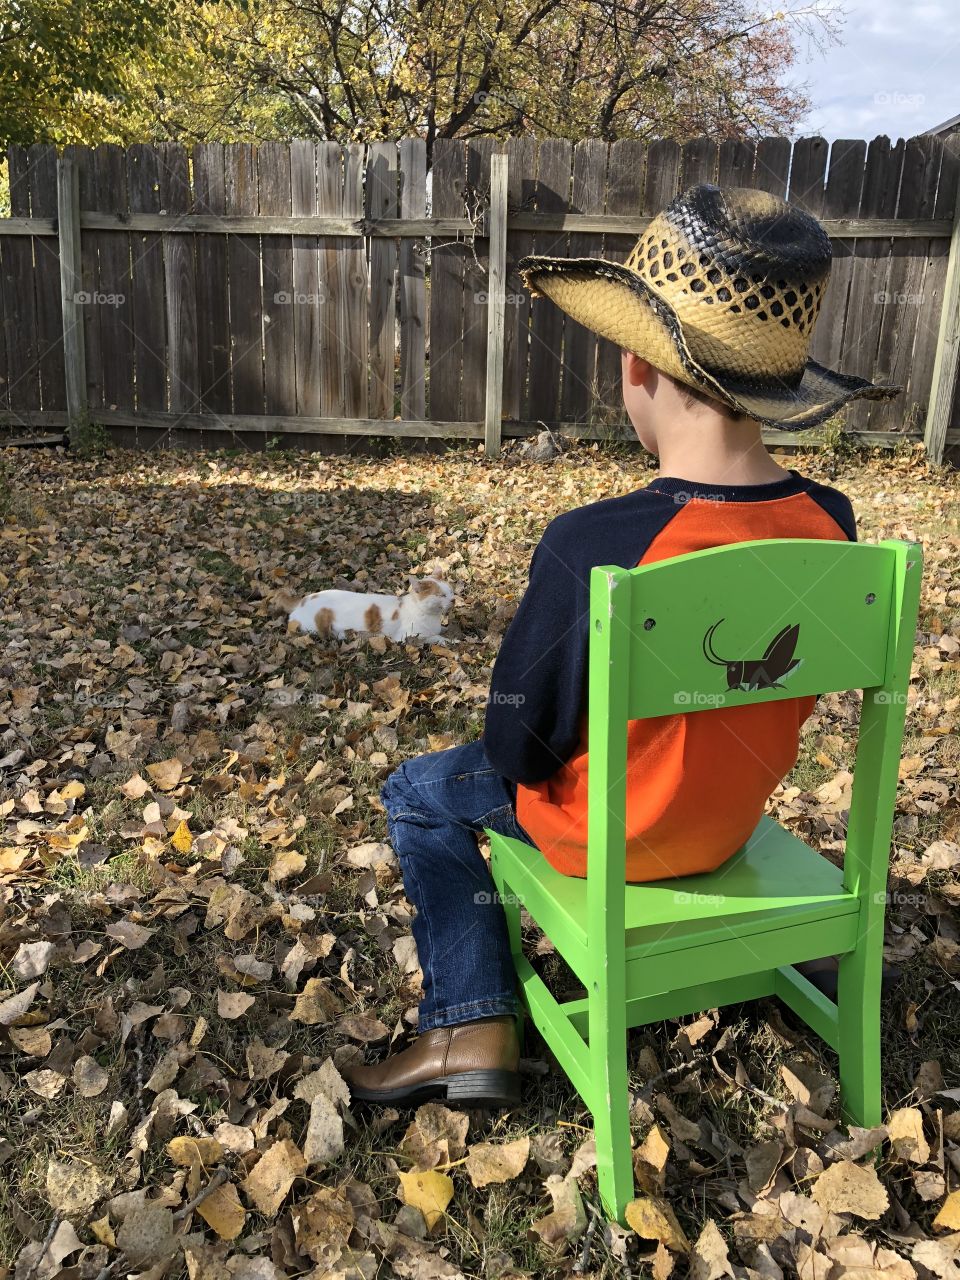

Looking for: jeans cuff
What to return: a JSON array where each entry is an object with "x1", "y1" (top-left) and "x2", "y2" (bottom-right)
[{"x1": 418, "y1": 994, "x2": 520, "y2": 1031}]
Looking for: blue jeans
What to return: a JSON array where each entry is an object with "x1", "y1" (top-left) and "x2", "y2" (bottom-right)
[{"x1": 380, "y1": 739, "x2": 538, "y2": 1030}]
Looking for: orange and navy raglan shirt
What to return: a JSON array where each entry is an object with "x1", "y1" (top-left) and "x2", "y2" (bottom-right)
[{"x1": 481, "y1": 469, "x2": 856, "y2": 883}]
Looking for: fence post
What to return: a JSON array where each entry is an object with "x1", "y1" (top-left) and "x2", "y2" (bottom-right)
[
  {"x1": 923, "y1": 158, "x2": 960, "y2": 464},
  {"x1": 56, "y1": 153, "x2": 87, "y2": 432},
  {"x1": 484, "y1": 151, "x2": 509, "y2": 457}
]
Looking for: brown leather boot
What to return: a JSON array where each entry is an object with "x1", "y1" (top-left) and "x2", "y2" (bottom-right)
[{"x1": 343, "y1": 1014, "x2": 521, "y2": 1108}]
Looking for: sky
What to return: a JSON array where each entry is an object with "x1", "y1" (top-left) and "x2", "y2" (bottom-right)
[{"x1": 785, "y1": 0, "x2": 957, "y2": 141}]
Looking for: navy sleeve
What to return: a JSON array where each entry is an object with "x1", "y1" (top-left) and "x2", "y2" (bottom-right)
[
  {"x1": 805, "y1": 480, "x2": 857, "y2": 542},
  {"x1": 482, "y1": 490, "x2": 680, "y2": 784},
  {"x1": 482, "y1": 518, "x2": 591, "y2": 784}
]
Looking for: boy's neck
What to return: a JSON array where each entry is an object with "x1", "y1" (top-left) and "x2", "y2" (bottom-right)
[{"x1": 652, "y1": 413, "x2": 790, "y2": 488}]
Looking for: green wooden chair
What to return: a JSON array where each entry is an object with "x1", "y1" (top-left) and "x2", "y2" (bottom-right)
[{"x1": 487, "y1": 537, "x2": 922, "y2": 1224}]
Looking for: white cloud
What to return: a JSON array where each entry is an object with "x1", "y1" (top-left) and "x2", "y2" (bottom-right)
[{"x1": 790, "y1": 0, "x2": 957, "y2": 139}]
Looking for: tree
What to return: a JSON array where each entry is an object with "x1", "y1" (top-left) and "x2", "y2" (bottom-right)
[
  {"x1": 2, "y1": 0, "x2": 837, "y2": 157},
  {"x1": 0, "y1": 0, "x2": 174, "y2": 147}
]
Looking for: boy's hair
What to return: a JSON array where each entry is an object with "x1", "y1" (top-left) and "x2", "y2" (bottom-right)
[{"x1": 668, "y1": 372, "x2": 747, "y2": 422}]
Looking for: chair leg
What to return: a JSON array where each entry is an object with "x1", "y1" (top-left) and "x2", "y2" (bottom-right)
[
  {"x1": 499, "y1": 880, "x2": 526, "y2": 1053},
  {"x1": 589, "y1": 993, "x2": 634, "y2": 1224},
  {"x1": 837, "y1": 938, "x2": 883, "y2": 1128}
]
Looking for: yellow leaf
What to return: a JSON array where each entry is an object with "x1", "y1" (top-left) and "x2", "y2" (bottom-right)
[
  {"x1": 167, "y1": 1136, "x2": 223, "y2": 1169},
  {"x1": 933, "y1": 1190, "x2": 960, "y2": 1231},
  {"x1": 196, "y1": 1181, "x2": 246, "y2": 1240},
  {"x1": 89, "y1": 1215, "x2": 116, "y2": 1247},
  {"x1": 624, "y1": 1196, "x2": 690, "y2": 1252},
  {"x1": 171, "y1": 820, "x2": 193, "y2": 854},
  {"x1": 397, "y1": 1168, "x2": 454, "y2": 1232}
]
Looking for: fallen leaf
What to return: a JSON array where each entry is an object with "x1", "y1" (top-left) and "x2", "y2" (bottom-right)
[
  {"x1": 12, "y1": 940, "x2": 54, "y2": 980},
  {"x1": 625, "y1": 1195, "x2": 690, "y2": 1252},
  {"x1": 811, "y1": 1160, "x2": 889, "y2": 1219},
  {"x1": 528, "y1": 1173, "x2": 588, "y2": 1250},
  {"x1": 691, "y1": 1219, "x2": 734, "y2": 1280},
  {"x1": 888, "y1": 1107, "x2": 930, "y2": 1164},
  {"x1": 196, "y1": 1180, "x2": 246, "y2": 1240},
  {"x1": 241, "y1": 1138, "x2": 305, "y2": 1215},
  {"x1": 397, "y1": 1168, "x2": 454, "y2": 1232},
  {"x1": 0, "y1": 980, "x2": 39, "y2": 1026},
  {"x1": 46, "y1": 1157, "x2": 110, "y2": 1213},
  {"x1": 290, "y1": 977, "x2": 341, "y2": 1025},
  {"x1": 934, "y1": 1191, "x2": 960, "y2": 1232},
  {"x1": 464, "y1": 1136, "x2": 530, "y2": 1188},
  {"x1": 217, "y1": 989, "x2": 256, "y2": 1019},
  {"x1": 73, "y1": 1055, "x2": 109, "y2": 1097},
  {"x1": 104, "y1": 920, "x2": 155, "y2": 949},
  {"x1": 303, "y1": 1090, "x2": 345, "y2": 1166},
  {"x1": 116, "y1": 1203, "x2": 178, "y2": 1266},
  {"x1": 634, "y1": 1124, "x2": 671, "y2": 1193},
  {"x1": 338, "y1": 1012, "x2": 389, "y2": 1042},
  {"x1": 146, "y1": 757, "x2": 184, "y2": 790}
]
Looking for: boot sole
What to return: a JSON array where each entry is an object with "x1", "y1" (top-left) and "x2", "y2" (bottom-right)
[{"x1": 349, "y1": 1068, "x2": 521, "y2": 1110}]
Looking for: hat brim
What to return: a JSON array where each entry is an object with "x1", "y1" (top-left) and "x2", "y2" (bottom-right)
[{"x1": 518, "y1": 255, "x2": 901, "y2": 431}]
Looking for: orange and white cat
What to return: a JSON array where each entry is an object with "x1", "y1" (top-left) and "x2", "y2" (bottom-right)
[{"x1": 287, "y1": 575, "x2": 454, "y2": 641}]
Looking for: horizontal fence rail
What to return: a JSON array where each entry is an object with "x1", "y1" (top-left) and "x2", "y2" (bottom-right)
[{"x1": 1, "y1": 135, "x2": 959, "y2": 460}]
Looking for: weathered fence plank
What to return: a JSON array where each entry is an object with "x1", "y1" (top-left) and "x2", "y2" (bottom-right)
[
  {"x1": 341, "y1": 143, "x2": 368, "y2": 417},
  {"x1": 291, "y1": 140, "x2": 323, "y2": 418},
  {"x1": 159, "y1": 144, "x2": 200, "y2": 418},
  {"x1": 501, "y1": 134, "x2": 536, "y2": 423},
  {"x1": 484, "y1": 151, "x2": 509, "y2": 456},
  {"x1": 526, "y1": 138, "x2": 573, "y2": 422},
  {"x1": 595, "y1": 139, "x2": 646, "y2": 414},
  {"x1": 5, "y1": 147, "x2": 41, "y2": 414},
  {"x1": 225, "y1": 143, "x2": 264, "y2": 415},
  {"x1": 809, "y1": 139, "x2": 866, "y2": 374},
  {"x1": 128, "y1": 144, "x2": 168, "y2": 418},
  {"x1": 317, "y1": 142, "x2": 345, "y2": 417},
  {"x1": 260, "y1": 141, "x2": 297, "y2": 418},
  {"x1": 368, "y1": 141, "x2": 399, "y2": 419},
  {"x1": 28, "y1": 144, "x2": 66, "y2": 412},
  {"x1": 923, "y1": 141, "x2": 960, "y2": 460},
  {"x1": 428, "y1": 139, "x2": 466, "y2": 422},
  {"x1": 398, "y1": 137, "x2": 427, "y2": 420},
  {"x1": 192, "y1": 143, "x2": 231, "y2": 415},
  {"x1": 462, "y1": 138, "x2": 498, "y2": 423},
  {"x1": 561, "y1": 139, "x2": 608, "y2": 423}
]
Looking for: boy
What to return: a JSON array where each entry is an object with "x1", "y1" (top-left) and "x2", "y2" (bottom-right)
[{"x1": 344, "y1": 183, "x2": 899, "y2": 1108}]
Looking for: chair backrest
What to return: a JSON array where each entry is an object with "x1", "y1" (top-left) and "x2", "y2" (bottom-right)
[{"x1": 585, "y1": 539, "x2": 923, "y2": 924}]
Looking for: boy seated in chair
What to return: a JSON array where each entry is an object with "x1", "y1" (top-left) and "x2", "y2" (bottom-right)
[{"x1": 343, "y1": 183, "x2": 900, "y2": 1108}]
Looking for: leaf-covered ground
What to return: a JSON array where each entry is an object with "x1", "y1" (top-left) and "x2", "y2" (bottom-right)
[{"x1": 1, "y1": 440, "x2": 959, "y2": 1280}]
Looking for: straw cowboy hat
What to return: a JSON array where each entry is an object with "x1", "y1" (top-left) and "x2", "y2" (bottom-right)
[{"x1": 517, "y1": 183, "x2": 900, "y2": 429}]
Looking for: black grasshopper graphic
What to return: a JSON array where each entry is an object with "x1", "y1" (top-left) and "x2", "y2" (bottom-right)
[{"x1": 703, "y1": 619, "x2": 802, "y2": 691}]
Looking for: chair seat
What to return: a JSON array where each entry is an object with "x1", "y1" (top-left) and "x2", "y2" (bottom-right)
[{"x1": 488, "y1": 814, "x2": 859, "y2": 961}]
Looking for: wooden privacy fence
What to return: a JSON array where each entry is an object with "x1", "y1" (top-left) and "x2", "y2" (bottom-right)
[{"x1": 2, "y1": 135, "x2": 960, "y2": 460}]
